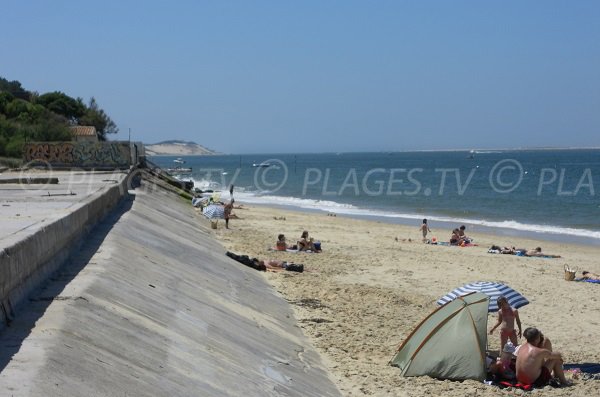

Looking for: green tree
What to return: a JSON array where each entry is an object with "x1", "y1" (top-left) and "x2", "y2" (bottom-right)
[
  {"x1": 5, "y1": 134, "x2": 25, "y2": 157},
  {"x1": 0, "y1": 77, "x2": 31, "y2": 101},
  {"x1": 36, "y1": 91, "x2": 86, "y2": 123},
  {"x1": 0, "y1": 91, "x2": 15, "y2": 114},
  {"x1": 5, "y1": 99, "x2": 30, "y2": 119},
  {"x1": 79, "y1": 97, "x2": 119, "y2": 141}
]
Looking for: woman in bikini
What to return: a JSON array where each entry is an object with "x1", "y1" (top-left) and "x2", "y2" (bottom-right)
[{"x1": 489, "y1": 296, "x2": 522, "y2": 352}]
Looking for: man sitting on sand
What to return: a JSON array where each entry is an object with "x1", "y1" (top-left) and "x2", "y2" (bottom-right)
[
  {"x1": 516, "y1": 327, "x2": 570, "y2": 387},
  {"x1": 525, "y1": 247, "x2": 561, "y2": 258}
]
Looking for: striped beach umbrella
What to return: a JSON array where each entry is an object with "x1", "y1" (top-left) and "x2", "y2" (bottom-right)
[
  {"x1": 437, "y1": 281, "x2": 529, "y2": 312},
  {"x1": 202, "y1": 204, "x2": 225, "y2": 219}
]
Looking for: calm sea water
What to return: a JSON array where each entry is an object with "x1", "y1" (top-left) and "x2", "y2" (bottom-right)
[{"x1": 151, "y1": 149, "x2": 600, "y2": 244}]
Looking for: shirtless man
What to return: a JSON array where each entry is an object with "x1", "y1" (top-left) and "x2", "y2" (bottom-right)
[
  {"x1": 516, "y1": 327, "x2": 570, "y2": 387},
  {"x1": 525, "y1": 247, "x2": 561, "y2": 258}
]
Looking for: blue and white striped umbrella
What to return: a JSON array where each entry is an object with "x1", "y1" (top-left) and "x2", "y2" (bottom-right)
[
  {"x1": 437, "y1": 281, "x2": 529, "y2": 312},
  {"x1": 202, "y1": 204, "x2": 225, "y2": 220}
]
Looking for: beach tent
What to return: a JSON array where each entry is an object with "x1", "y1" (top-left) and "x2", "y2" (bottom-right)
[{"x1": 390, "y1": 292, "x2": 489, "y2": 381}]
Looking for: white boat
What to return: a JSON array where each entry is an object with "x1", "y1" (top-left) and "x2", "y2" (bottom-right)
[
  {"x1": 174, "y1": 158, "x2": 186, "y2": 164},
  {"x1": 252, "y1": 162, "x2": 272, "y2": 167}
]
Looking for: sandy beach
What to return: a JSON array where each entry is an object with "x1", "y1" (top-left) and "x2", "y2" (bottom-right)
[{"x1": 206, "y1": 204, "x2": 600, "y2": 396}]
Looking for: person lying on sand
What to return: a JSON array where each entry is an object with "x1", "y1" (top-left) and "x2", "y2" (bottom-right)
[
  {"x1": 489, "y1": 245, "x2": 514, "y2": 254},
  {"x1": 525, "y1": 247, "x2": 561, "y2": 258},
  {"x1": 225, "y1": 251, "x2": 304, "y2": 272},
  {"x1": 581, "y1": 271, "x2": 600, "y2": 280}
]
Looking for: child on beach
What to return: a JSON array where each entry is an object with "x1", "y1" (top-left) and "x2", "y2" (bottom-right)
[
  {"x1": 489, "y1": 296, "x2": 522, "y2": 352},
  {"x1": 419, "y1": 219, "x2": 431, "y2": 242},
  {"x1": 276, "y1": 234, "x2": 289, "y2": 251}
]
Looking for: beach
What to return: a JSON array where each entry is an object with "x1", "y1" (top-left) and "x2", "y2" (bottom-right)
[{"x1": 210, "y1": 204, "x2": 600, "y2": 396}]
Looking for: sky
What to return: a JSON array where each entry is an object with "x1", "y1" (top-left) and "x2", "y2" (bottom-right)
[{"x1": 2, "y1": 1, "x2": 600, "y2": 154}]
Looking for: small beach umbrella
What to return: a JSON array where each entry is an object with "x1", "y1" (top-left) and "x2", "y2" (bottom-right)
[
  {"x1": 202, "y1": 204, "x2": 225, "y2": 219},
  {"x1": 437, "y1": 281, "x2": 529, "y2": 312}
]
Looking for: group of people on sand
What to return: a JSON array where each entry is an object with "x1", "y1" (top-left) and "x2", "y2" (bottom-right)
[
  {"x1": 225, "y1": 230, "x2": 322, "y2": 274},
  {"x1": 488, "y1": 245, "x2": 562, "y2": 258},
  {"x1": 487, "y1": 296, "x2": 571, "y2": 387},
  {"x1": 419, "y1": 220, "x2": 473, "y2": 246},
  {"x1": 450, "y1": 225, "x2": 472, "y2": 245},
  {"x1": 275, "y1": 230, "x2": 321, "y2": 252}
]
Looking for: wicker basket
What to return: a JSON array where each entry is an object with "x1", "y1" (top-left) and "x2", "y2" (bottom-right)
[{"x1": 564, "y1": 264, "x2": 576, "y2": 281}]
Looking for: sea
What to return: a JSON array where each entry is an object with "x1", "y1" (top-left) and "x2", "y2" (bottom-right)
[{"x1": 150, "y1": 149, "x2": 600, "y2": 246}]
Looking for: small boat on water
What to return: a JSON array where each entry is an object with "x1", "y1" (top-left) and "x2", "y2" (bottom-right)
[
  {"x1": 166, "y1": 167, "x2": 192, "y2": 174},
  {"x1": 174, "y1": 158, "x2": 186, "y2": 164},
  {"x1": 252, "y1": 162, "x2": 272, "y2": 167}
]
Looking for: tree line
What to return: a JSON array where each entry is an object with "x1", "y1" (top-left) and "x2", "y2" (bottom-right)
[{"x1": 0, "y1": 76, "x2": 118, "y2": 157}]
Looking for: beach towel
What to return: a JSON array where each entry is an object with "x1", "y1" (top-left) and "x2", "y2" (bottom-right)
[
  {"x1": 267, "y1": 248, "x2": 318, "y2": 253},
  {"x1": 514, "y1": 251, "x2": 559, "y2": 259},
  {"x1": 491, "y1": 380, "x2": 532, "y2": 391},
  {"x1": 564, "y1": 363, "x2": 600, "y2": 374},
  {"x1": 575, "y1": 278, "x2": 600, "y2": 284}
]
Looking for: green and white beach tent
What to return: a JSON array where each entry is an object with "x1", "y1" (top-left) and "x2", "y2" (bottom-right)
[{"x1": 390, "y1": 292, "x2": 489, "y2": 381}]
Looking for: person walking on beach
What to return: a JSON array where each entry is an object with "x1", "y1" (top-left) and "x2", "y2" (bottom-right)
[
  {"x1": 419, "y1": 219, "x2": 431, "y2": 242},
  {"x1": 489, "y1": 296, "x2": 522, "y2": 352}
]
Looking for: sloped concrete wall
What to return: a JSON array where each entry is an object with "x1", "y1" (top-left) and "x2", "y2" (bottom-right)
[{"x1": 0, "y1": 175, "x2": 130, "y2": 327}]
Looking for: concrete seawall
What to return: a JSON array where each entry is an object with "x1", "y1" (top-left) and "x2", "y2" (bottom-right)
[
  {"x1": 0, "y1": 171, "x2": 341, "y2": 396},
  {"x1": 0, "y1": 170, "x2": 132, "y2": 328}
]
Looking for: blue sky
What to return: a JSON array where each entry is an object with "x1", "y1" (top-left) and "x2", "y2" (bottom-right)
[{"x1": 2, "y1": 1, "x2": 599, "y2": 153}]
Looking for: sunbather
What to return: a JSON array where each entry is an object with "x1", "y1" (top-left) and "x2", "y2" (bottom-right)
[
  {"x1": 489, "y1": 245, "x2": 519, "y2": 254},
  {"x1": 525, "y1": 247, "x2": 561, "y2": 258},
  {"x1": 516, "y1": 327, "x2": 570, "y2": 387},
  {"x1": 450, "y1": 229, "x2": 464, "y2": 245},
  {"x1": 298, "y1": 230, "x2": 315, "y2": 251},
  {"x1": 582, "y1": 271, "x2": 600, "y2": 280},
  {"x1": 457, "y1": 225, "x2": 472, "y2": 243},
  {"x1": 276, "y1": 234, "x2": 290, "y2": 251},
  {"x1": 225, "y1": 251, "x2": 304, "y2": 272}
]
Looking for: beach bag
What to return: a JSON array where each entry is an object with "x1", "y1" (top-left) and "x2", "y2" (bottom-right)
[{"x1": 564, "y1": 264, "x2": 577, "y2": 281}]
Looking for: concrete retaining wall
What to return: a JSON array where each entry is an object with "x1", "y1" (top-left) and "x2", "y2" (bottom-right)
[{"x1": 0, "y1": 174, "x2": 131, "y2": 328}]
